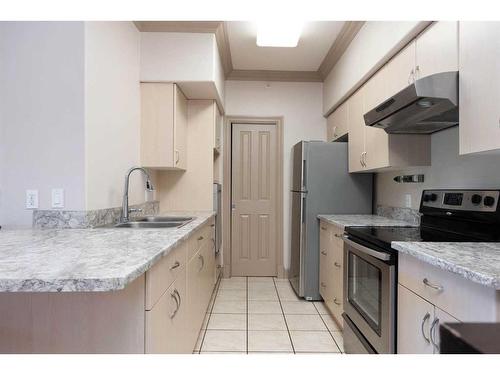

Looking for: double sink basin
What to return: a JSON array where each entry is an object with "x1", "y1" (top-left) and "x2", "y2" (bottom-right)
[{"x1": 112, "y1": 216, "x2": 194, "y2": 229}]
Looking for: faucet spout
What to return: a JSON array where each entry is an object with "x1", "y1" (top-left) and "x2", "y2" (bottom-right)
[{"x1": 121, "y1": 167, "x2": 154, "y2": 223}]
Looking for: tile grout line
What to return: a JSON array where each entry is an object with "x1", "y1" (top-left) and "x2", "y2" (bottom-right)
[
  {"x1": 314, "y1": 302, "x2": 343, "y2": 353},
  {"x1": 246, "y1": 276, "x2": 249, "y2": 354},
  {"x1": 198, "y1": 274, "x2": 222, "y2": 354},
  {"x1": 273, "y1": 277, "x2": 296, "y2": 354}
]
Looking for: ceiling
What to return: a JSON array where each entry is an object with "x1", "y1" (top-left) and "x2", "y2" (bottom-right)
[
  {"x1": 226, "y1": 21, "x2": 345, "y2": 71},
  {"x1": 134, "y1": 21, "x2": 364, "y2": 81}
]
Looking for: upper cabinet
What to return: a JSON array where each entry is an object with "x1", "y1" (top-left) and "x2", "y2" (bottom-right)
[
  {"x1": 414, "y1": 21, "x2": 458, "y2": 80},
  {"x1": 348, "y1": 67, "x2": 431, "y2": 173},
  {"x1": 327, "y1": 101, "x2": 349, "y2": 142},
  {"x1": 141, "y1": 83, "x2": 188, "y2": 170},
  {"x1": 385, "y1": 41, "x2": 416, "y2": 97},
  {"x1": 459, "y1": 22, "x2": 500, "y2": 155}
]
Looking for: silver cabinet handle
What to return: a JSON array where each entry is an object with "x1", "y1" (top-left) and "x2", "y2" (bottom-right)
[
  {"x1": 175, "y1": 149, "x2": 180, "y2": 164},
  {"x1": 210, "y1": 223, "x2": 215, "y2": 227},
  {"x1": 321, "y1": 250, "x2": 327, "y2": 256},
  {"x1": 197, "y1": 236, "x2": 204, "y2": 241},
  {"x1": 169, "y1": 261, "x2": 180, "y2": 270},
  {"x1": 421, "y1": 312, "x2": 431, "y2": 343},
  {"x1": 170, "y1": 289, "x2": 180, "y2": 318},
  {"x1": 334, "y1": 233, "x2": 342, "y2": 238},
  {"x1": 333, "y1": 126, "x2": 338, "y2": 139},
  {"x1": 320, "y1": 226, "x2": 327, "y2": 231},
  {"x1": 408, "y1": 68, "x2": 415, "y2": 85},
  {"x1": 362, "y1": 152, "x2": 367, "y2": 167},
  {"x1": 360, "y1": 153, "x2": 363, "y2": 167},
  {"x1": 423, "y1": 278, "x2": 444, "y2": 292},
  {"x1": 198, "y1": 254, "x2": 205, "y2": 271},
  {"x1": 174, "y1": 289, "x2": 181, "y2": 309},
  {"x1": 334, "y1": 262, "x2": 341, "y2": 268},
  {"x1": 430, "y1": 317, "x2": 440, "y2": 351},
  {"x1": 415, "y1": 65, "x2": 420, "y2": 79},
  {"x1": 320, "y1": 282, "x2": 327, "y2": 288},
  {"x1": 333, "y1": 298, "x2": 341, "y2": 306}
]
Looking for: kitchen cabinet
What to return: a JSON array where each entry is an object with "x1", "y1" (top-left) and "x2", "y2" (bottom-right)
[
  {"x1": 459, "y1": 22, "x2": 500, "y2": 155},
  {"x1": 145, "y1": 268, "x2": 189, "y2": 354},
  {"x1": 319, "y1": 219, "x2": 344, "y2": 328},
  {"x1": 414, "y1": 21, "x2": 458, "y2": 80},
  {"x1": 397, "y1": 284, "x2": 435, "y2": 354},
  {"x1": 348, "y1": 72, "x2": 431, "y2": 173},
  {"x1": 185, "y1": 218, "x2": 216, "y2": 348},
  {"x1": 397, "y1": 253, "x2": 499, "y2": 354},
  {"x1": 214, "y1": 106, "x2": 222, "y2": 154},
  {"x1": 327, "y1": 101, "x2": 349, "y2": 142},
  {"x1": 141, "y1": 83, "x2": 187, "y2": 170}
]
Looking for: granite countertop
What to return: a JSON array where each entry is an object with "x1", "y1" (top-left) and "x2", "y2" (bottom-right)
[
  {"x1": 317, "y1": 214, "x2": 417, "y2": 229},
  {"x1": 392, "y1": 241, "x2": 500, "y2": 289},
  {"x1": 0, "y1": 211, "x2": 214, "y2": 293}
]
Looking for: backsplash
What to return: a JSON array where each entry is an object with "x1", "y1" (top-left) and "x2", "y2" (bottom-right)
[
  {"x1": 33, "y1": 201, "x2": 159, "y2": 229},
  {"x1": 376, "y1": 205, "x2": 421, "y2": 226}
]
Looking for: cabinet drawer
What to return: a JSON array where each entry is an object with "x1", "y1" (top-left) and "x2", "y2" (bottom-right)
[
  {"x1": 188, "y1": 223, "x2": 212, "y2": 260},
  {"x1": 145, "y1": 240, "x2": 188, "y2": 310},
  {"x1": 398, "y1": 253, "x2": 497, "y2": 322},
  {"x1": 145, "y1": 267, "x2": 189, "y2": 353}
]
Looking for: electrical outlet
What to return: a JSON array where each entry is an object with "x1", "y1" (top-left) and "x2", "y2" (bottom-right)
[
  {"x1": 51, "y1": 188, "x2": 64, "y2": 208},
  {"x1": 26, "y1": 190, "x2": 39, "y2": 209},
  {"x1": 405, "y1": 194, "x2": 412, "y2": 208}
]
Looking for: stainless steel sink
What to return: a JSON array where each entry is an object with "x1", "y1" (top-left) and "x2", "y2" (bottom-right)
[
  {"x1": 136, "y1": 216, "x2": 193, "y2": 223},
  {"x1": 113, "y1": 221, "x2": 183, "y2": 229},
  {"x1": 109, "y1": 216, "x2": 195, "y2": 229}
]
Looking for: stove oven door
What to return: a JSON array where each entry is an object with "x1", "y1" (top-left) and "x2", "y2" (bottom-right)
[{"x1": 343, "y1": 236, "x2": 396, "y2": 354}]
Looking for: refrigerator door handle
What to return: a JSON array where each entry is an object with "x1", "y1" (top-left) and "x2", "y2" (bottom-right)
[
  {"x1": 301, "y1": 195, "x2": 306, "y2": 223},
  {"x1": 302, "y1": 159, "x2": 307, "y2": 191}
]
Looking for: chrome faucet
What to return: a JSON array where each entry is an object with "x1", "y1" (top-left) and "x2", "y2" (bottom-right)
[{"x1": 121, "y1": 167, "x2": 154, "y2": 223}]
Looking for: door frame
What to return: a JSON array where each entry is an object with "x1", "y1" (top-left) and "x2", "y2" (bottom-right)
[{"x1": 222, "y1": 116, "x2": 285, "y2": 279}]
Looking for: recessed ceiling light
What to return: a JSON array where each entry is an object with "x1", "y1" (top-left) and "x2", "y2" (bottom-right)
[{"x1": 256, "y1": 20, "x2": 304, "y2": 47}]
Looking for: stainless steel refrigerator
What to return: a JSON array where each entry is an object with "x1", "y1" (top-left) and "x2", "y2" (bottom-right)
[{"x1": 289, "y1": 141, "x2": 373, "y2": 300}]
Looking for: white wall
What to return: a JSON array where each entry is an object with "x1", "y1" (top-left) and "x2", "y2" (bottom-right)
[
  {"x1": 0, "y1": 22, "x2": 86, "y2": 228},
  {"x1": 375, "y1": 127, "x2": 500, "y2": 210},
  {"x1": 323, "y1": 21, "x2": 427, "y2": 115},
  {"x1": 84, "y1": 21, "x2": 146, "y2": 210},
  {"x1": 224, "y1": 81, "x2": 326, "y2": 270}
]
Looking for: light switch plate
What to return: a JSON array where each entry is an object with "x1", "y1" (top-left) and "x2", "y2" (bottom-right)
[
  {"x1": 405, "y1": 194, "x2": 412, "y2": 208},
  {"x1": 26, "y1": 189, "x2": 39, "y2": 209},
  {"x1": 51, "y1": 188, "x2": 64, "y2": 208}
]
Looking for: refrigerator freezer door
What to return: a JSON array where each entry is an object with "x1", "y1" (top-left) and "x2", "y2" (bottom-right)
[
  {"x1": 292, "y1": 141, "x2": 307, "y2": 192},
  {"x1": 289, "y1": 191, "x2": 307, "y2": 297}
]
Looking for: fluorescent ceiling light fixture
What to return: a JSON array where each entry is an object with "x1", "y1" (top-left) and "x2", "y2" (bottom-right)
[{"x1": 256, "y1": 20, "x2": 304, "y2": 47}]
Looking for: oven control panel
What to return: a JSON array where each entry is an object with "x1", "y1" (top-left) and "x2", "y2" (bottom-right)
[{"x1": 421, "y1": 190, "x2": 500, "y2": 212}]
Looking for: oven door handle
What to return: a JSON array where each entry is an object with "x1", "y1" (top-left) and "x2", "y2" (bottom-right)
[{"x1": 343, "y1": 235, "x2": 391, "y2": 261}]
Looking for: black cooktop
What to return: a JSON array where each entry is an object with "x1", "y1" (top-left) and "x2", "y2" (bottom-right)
[{"x1": 345, "y1": 225, "x2": 483, "y2": 252}]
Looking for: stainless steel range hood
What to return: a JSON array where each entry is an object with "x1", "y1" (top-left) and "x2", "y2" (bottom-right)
[{"x1": 363, "y1": 71, "x2": 459, "y2": 134}]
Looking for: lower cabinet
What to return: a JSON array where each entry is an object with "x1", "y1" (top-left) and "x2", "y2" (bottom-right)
[
  {"x1": 318, "y1": 219, "x2": 344, "y2": 328},
  {"x1": 146, "y1": 268, "x2": 189, "y2": 354},
  {"x1": 146, "y1": 218, "x2": 216, "y2": 354}
]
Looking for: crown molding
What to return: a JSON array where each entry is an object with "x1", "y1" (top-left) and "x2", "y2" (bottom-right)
[
  {"x1": 227, "y1": 69, "x2": 322, "y2": 82},
  {"x1": 318, "y1": 21, "x2": 365, "y2": 79},
  {"x1": 133, "y1": 21, "x2": 220, "y2": 33}
]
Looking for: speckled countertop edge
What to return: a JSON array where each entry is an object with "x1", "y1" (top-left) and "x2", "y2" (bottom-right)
[
  {"x1": 317, "y1": 214, "x2": 417, "y2": 229},
  {"x1": 0, "y1": 211, "x2": 215, "y2": 293}
]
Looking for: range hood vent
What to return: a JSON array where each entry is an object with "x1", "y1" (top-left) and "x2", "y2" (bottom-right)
[{"x1": 363, "y1": 71, "x2": 459, "y2": 134}]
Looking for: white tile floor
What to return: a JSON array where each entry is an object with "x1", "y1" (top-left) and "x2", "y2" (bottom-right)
[{"x1": 194, "y1": 277, "x2": 344, "y2": 354}]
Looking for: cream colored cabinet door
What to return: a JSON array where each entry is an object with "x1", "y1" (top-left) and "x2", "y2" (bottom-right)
[
  {"x1": 459, "y1": 22, "x2": 500, "y2": 155},
  {"x1": 385, "y1": 41, "x2": 416, "y2": 97},
  {"x1": 347, "y1": 89, "x2": 366, "y2": 173},
  {"x1": 173, "y1": 85, "x2": 188, "y2": 169},
  {"x1": 141, "y1": 83, "x2": 187, "y2": 170},
  {"x1": 397, "y1": 284, "x2": 434, "y2": 354},
  {"x1": 327, "y1": 102, "x2": 349, "y2": 142},
  {"x1": 415, "y1": 22, "x2": 458, "y2": 80},
  {"x1": 363, "y1": 67, "x2": 389, "y2": 170},
  {"x1": 432, "y1": 307, "x2": 460, "y2": 354},
  {"x1": 145, "y1": 269, "x2": 189, "y2": 353},
  {"x1": 186, "y1": 249, "x2": 205, "y2": 349}
]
